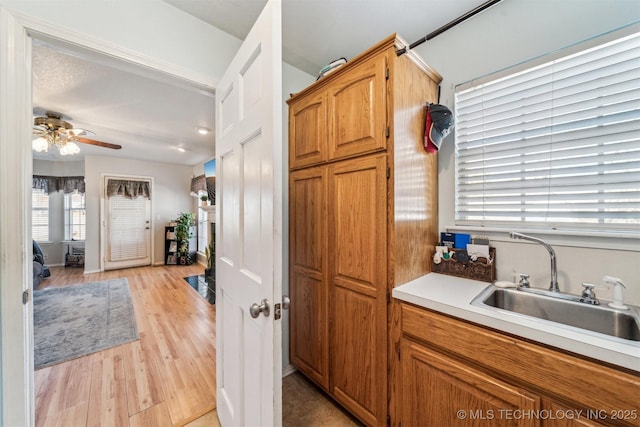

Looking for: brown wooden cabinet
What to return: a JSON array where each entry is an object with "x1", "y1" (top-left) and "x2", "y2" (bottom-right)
[
  {"x1": 288, "y1": 34, "x2": 442, "y2": 426},
  {"x1": 289, "y1": 166, "x2": 329, "y2": 389},
  {"x1": 289, "y1": 91, "x2": 327, "y2": 169},
  {"x1": 401, "y1": 339, "x2": 541, "y2": 427},
  {"x1": 396, "y1": 302, "x2": 640, "y2": 427},
  {"x1": 329, "y1": 154, "x2": 387, "y2": 425},
  {"x1": 327, "y1": 54, "x2": 387, "y2": 161}
]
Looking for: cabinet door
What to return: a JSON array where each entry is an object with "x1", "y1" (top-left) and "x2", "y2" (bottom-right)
[
  {"x1": 328, "y1": 54, "x2": 387, "y2": 161},
  {"x1": 289, "y1": 167, "x2": 329, "y2": 390},
  {"x1": 401, "y1": 339, "x2": 541, "y2": 427},
  {"x1": 329, "y1": 154, "x2": 387, "y2": 425},
  {"x1": 289, "y1": 91, "x2": 327, "y2": 169},
  {"x1": 543, "y1": 402, "x2": 608, "y2": 427}
]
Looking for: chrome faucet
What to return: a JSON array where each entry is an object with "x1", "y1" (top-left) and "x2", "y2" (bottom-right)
[{"x1": 510, "y1": 232, "x2": 559, "y2": 293}]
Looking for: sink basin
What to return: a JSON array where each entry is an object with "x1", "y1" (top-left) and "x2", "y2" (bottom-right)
[{"x1": 471, "y1": 286, "x2": 640, "y2": 342}]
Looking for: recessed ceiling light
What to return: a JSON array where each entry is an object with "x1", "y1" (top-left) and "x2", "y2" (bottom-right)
[
  {"x1": 177, "y1": 147, "x2": 186, "y2": 153},
  {"x1": 197, "y1": 126, "x2": 210, "y2": 135}
]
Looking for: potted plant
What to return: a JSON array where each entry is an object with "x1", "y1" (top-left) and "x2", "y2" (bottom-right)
[
  {"x1": 174, "y1": 212, "x2": 194, "y2": 264},
  {"x1": 200, "y1": 194, "x2": 208, "y2": 206},
  {"x1": 204, "y1": 236, "x2": 215, "y2": 279}
]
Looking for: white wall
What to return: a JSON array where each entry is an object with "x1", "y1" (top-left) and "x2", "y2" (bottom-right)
[
  {"x1": 0, "y1": 0, "x2": 241, "y2": 86},
  {"x1": 32, "y1": 160, "x2": 85, "y2": 266},
  {"x1": 414, "y1": 0, "x2": 640, "y2": 303},
  {"x1": 84, "y1": 155, "x2": 194, "y2": 272}
]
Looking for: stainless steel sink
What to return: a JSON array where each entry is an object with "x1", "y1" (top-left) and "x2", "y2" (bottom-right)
[{"x1": 471, "y1": 286, "x2": 640, "y2": 342}]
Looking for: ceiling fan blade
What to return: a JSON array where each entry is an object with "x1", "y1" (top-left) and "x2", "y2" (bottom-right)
[
  {"x1": 75, "y1": 136, "x2": 122, "y2": 150},
  {"x1": 65, "y1": 128, "x2": 95, "y2": 137}
]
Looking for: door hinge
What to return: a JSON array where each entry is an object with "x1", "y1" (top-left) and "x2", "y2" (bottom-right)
[
  {"x1": 385, "y1": 67, "x2": 389, "y2": 80},
  {"x1": 385, "y1": 126, "x2": 390, "y2": 138},
  {"x1": 22, "y1": 290, "x2": 29, "y2": 305},
  {"x1": 387, "y1": 415, "x2": 391, "y2": 427},
  {"x1": 386, "y1": 167, "x2": 391, "y2": 179},
  {"x1": 397, "y1": 345, "x2": 401, "y2": 361}
]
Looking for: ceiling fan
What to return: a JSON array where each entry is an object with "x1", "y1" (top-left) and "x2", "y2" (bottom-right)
[{"x1": 32, "y1": 111, "x2": 122, "y2": 155}]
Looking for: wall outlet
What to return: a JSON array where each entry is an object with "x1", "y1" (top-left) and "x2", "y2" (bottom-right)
[{"x1": 43, "y1": 254, "x2": 48, "y2": 260}]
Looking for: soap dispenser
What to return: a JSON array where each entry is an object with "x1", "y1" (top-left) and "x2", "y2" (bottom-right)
[{"x1": 603, "y1": 275, "x2": 629, "y2": 310}]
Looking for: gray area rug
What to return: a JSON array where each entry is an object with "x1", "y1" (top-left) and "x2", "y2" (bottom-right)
[{"x1": 33, "y1": 278, "x2": 139, "y2": 369}]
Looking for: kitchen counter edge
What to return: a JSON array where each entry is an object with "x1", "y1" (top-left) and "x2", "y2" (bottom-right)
[{"x1": 392, "y1": 272, "x2": 640, "y2": 373}]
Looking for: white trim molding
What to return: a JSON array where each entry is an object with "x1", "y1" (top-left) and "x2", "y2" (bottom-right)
[
  {"x1": 0, "y1": 7, "x2": 34, "y2": 426},
  {"x1": 0, "y1": 6, "x2": 220, "y2": 425}
]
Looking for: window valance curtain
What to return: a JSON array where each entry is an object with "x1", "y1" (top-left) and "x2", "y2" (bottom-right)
[
  {"x1": 190, "y1": 174, "x2": 207, "y2": 197},
  {"x1": 32, "y1": 175, "x2": 85, "y2": 194},
  {"x1": 106, "y1": 179, "x2": 151, "y2": 199}
]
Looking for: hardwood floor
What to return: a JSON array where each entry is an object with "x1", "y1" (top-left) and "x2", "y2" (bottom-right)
[{"x1": 34, "y1": 264, "x2": 217, "y2": 427}]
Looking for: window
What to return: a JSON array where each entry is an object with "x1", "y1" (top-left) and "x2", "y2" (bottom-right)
[
  {"x1": 64, "y1": 192, "x2": 86, "y2": 240},
  {"x1": 455, "y1": 32, "x2": 640, "y2": 234},
  {"x1": 198, "y1": 207, "x2": 208, "y2": 253},
  {"x1": 32, "y1": 188, "x2": 49, "y2": 242}
]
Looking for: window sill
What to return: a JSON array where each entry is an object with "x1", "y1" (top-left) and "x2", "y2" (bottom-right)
[{"x1": 445, "y1": 225, "x2": 640, "y2": 252}]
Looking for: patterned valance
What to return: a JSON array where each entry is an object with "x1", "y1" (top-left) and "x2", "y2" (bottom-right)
[
  {"x1": 32, "y1": 175, "x2": 85, "y2": 194},
  {"x1": 106, "y1": 179, "x2": 151, "y2": 199},
  {"x1": 190, "y1": 174, "x2": 207, "y2": 197}
]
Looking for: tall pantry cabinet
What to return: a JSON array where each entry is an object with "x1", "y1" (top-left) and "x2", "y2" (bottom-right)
[{"x1": 287, "y1": 34, "x2": 441, "y2": 426}]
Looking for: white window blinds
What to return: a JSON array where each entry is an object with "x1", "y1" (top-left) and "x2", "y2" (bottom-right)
[
  {"x1": 64, "y1": 192, "x2": 86, "y2": 241},
  {"x1": 454, "y1": 32, "x2": 640, "y2": 233},
  {"x1": 32, "y1": 189, "x2": 49, "y2": 242},
  {"x1": 198, "y1": 207, "x2": 208, "y2": 253},
  {"x1": 108, "y1": 195, "x2": 149, "y2": 261}
]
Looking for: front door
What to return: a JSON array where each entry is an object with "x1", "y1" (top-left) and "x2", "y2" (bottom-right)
[
  {"x1": 103, "y1": 176, "x2": 152, "y2": 270},
  {"x1": 215, "y1": 0, "x2": 283, "y2": 425}
]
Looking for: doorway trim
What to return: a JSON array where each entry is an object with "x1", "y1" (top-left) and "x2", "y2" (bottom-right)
[{"x1": 0, "y1": 7, "x2": 216, "y2": 425}]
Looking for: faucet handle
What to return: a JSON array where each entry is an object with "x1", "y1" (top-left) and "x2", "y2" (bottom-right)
[
  {"x1": 580, "y1": 282, "x2": 600, "y2": 305},
  {"x1": 518, "y1": 273, "x2": 530, "y2": 289}
]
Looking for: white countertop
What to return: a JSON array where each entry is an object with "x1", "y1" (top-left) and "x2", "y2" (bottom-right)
[{"x1": 393, "y1": 273, "x2": 640, "y2": 373}]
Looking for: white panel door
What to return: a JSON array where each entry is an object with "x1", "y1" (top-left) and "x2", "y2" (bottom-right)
[
  {"x1": 104, "y1": 176, "x2": 152, "y2": 270},
  {"x1": 215, "y1": 0, "x2": 283, "y2": 426}
]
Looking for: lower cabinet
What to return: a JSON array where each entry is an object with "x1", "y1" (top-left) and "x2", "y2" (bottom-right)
[
  {"x1": 401, "y1": 339, "x2": 540, "y2": 427},
  {"x1": 396, "y1": 302, "x2": 640, "y2": 427},
  {"x1": 543, "y1": 402, "x2": 608, "y2": 427},
  {"x1": 289, "y1": 154, "x2": 387, "y2": 426}
]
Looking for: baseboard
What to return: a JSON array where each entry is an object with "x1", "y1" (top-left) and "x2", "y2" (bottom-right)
[
  {"x1": 83, "y1": 269, "x2": 101, "y2": 274},
  {"x1": 282, "y1": 364, "x2": 297, "y2": 378},
  {"x1": 46, "y1": 263, "x2": 64, "y2": 267}
]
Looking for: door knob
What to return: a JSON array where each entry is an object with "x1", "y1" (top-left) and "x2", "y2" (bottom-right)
[
  {"x1": 249, "y1": 299, "x2": 270, "y2": 318},
  {"x1": 283, "y1": 295, "x2": 291, "y2": 310}
]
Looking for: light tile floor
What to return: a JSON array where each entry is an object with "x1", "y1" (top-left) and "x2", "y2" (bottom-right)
[
  {"x1": 186, "y1": 371, "x2": 362, "y2": 427},
  {"x1": 282, "y1": 371, "x2": 363, "y2": 427}
]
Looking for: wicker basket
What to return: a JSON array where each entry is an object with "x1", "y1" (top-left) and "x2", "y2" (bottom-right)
[{"x1": 432, "y1": 247, "x2": 496, "y2": 282}]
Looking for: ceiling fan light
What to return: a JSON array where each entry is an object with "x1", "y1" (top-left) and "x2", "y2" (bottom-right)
[
  {"x1": 32, "y1": 137, "x2": 49, "y2": 152},
  {"x1": 59, "y1": 141, "x2": 80, "y2": 156}
]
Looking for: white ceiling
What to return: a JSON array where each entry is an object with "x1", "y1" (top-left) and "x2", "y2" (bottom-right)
[
  {"x1": 32, "y1": 0, "x2": 489, "y2": 166},
  {"x1": 32, "y1": 41, "x2": 217, "y2": 165}
]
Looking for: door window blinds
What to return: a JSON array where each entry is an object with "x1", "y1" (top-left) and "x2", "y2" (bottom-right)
[
  {"x1": 108, "y1": 195, "x2": 149, "y2": 261},
  {"x1": 454, "y1": 32, "x2": 640, "y2": 233}
]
